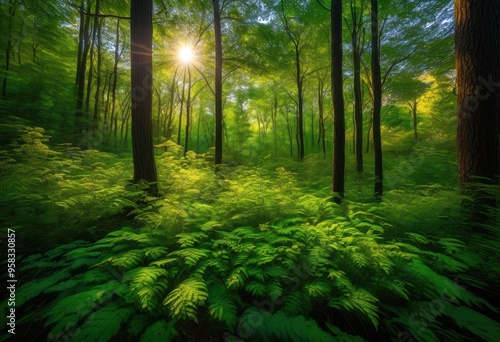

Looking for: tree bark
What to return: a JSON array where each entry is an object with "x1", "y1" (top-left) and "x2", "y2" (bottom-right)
[
  {"x1": 3, "y1": 0, "x2": 16, "y2": 97},
  {"x1": 184, "y1": 66, "x2": 192, "y2": 156},
  {"x1": 332, "y1": 0, "x2": 346, "y2": 203},
  {"x1": 371, "y1": 0, "x2": 383, "y2": 199},
  {"x1": 110, "y1": 19, "x2": 120, "y2": 136},
  {"x1": 455, "y1": 0, "x2": 500, "y2": 224},
  {"x1": 75, "y1": 0, "x2": 92, "y2": 133},
  {"x1": 351, "y1": 0, "x2": 364, "y2": 173},
  {"x1": 131, "y1": 0, "x2": 158, "y2": 194},
  {"x1": 213, "y1": 0, "x2": 223, "y2": 165}
]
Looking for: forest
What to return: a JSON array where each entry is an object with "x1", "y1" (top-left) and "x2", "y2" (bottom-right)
[{"x1": 0, "y1": 0, "x2": 499, "y2": 341}]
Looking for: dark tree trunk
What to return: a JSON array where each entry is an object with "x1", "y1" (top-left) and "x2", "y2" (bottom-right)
[
  {"x1": 2, "y1": 0, "x2": 16, "y2": 97},
  {"x1": 455, "y1": 0, "x2": 500, "y2": 224},
  {"x1": 351, "y1": 0, "x2": 364, "y2": 173},
  {"x1": 213, "y1": 0, "x2": 223, "y2": 165},
  {"x1": 317, "y1": 76, "x2": 327, "y2": 156},
  {"x1": 85, "y1": 0, "x2": 100, "y2": 116},
  {"x1": 93, "y1": 17, "x2": 103, "y2": 128},
  {"x1": 184, "y1": 66, "x2": 192, "y2": 156},
  {"x1": 177, "y1": 69, "x2": 186, "y2": 146},
  {"x1": 110, "y1": 19, "x2": 120, "y2": 136},
  {"x1": 409, "y1": 100, "x2": 418, "y2": 142},
  {"x1": 371, "y1": 0, "x2": 383, "y2": 199},
  {"x1": 273, "y1": 93, "x2": 278, "y2": 156},
  {"x1": 296, "y1": 45, "x2": 305, "y2": 160},
  {"x1": 165, "y1": 67, "x2": 178, "y2": 139},
  {"x1": 75, "y1": 0, "x2": 92, "y2": 133},
  {"x1": 130, "y1": 0, "x2": 158, "y2": 195},
  {"x1": 332, "y1": 0, "x2": 346, "y2": 203}
]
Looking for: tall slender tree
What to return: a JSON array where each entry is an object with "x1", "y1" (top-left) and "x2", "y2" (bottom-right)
[
  {"x1": 371, "y1": 0, "x2": 383, "y2": 199},
  {"x1": 349, "y1": 0, "x2": 365, "y2": 173},
  {"x1": 130, "y1": 0, "x2": 158, "y2": 195},
  {"x1": 213, "y1": 0, "x2": 223, "y2": 165},
  {"x1": 2, "y1": 0, "x2": 17, "y2": 97},
  {"x1": 455, "y1": 0, "x2": 500, "y2": 224},
  {"x1": 331, "y1": 0, "x2": 346, "y2": 202}
]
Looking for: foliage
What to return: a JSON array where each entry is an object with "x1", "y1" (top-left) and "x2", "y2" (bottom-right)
[{"x1": 3, "y1": 147, "x2": 498, "y2": 341}]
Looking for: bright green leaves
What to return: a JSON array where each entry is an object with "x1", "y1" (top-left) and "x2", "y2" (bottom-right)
[
  {"x1": 123, "y1": 267, "x2": 169, "y2": 313},
  {"x1": 163, "y1": 277, "x2": 208, "y2": 321}
]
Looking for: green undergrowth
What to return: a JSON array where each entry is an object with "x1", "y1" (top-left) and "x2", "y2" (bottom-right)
[
  {"x1": 1, "y1": 127, "x2": 499, "y2": 341},
  {"x1": 0, "y1": 127, "x2": 139, "y2": 251}
]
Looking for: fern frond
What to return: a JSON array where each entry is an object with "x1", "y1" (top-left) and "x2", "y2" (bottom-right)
[
  {"x1": 140, "y1": 320, "x2": 178, "y2": 342},
  {"x1": 329, "y1": 288, "x2": 379, "y2": 328},
  {"x1": 208, "y1": 281, "x2": 238, "y2": 329},
  {"x1": 163, "y1": 277, "x2": 208, "y2": 321},
  {"x1": 72, "y1": 303, "x2": 134, "y2": 342}
]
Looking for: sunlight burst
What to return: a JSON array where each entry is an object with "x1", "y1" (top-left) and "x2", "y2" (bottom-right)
[{"x1": 179, "y1": 46, "x2": 194, "y2": 63}]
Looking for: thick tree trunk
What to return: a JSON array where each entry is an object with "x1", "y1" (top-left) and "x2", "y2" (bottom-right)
[
  {"x1": 455, "y1": 0, "x2": 500, "y2": 224},
  {"x1": 332, "y1": 0, "x2": 346, "y2": 203},
  {"x1": 213, "y1": 0, "x2": 223, "y2": 165},
  {"x1": 131, "y1": 0, "x2": 158, "y2": 194},
  {"x1": 371, "y1": 0, "x2": 383, "y2": 199}
]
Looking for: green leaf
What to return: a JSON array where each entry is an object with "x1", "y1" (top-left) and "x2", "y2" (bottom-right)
[
  {"x1": 74, "y1": 303, "x2": 134, "y2": 342},
  {"x1": 140, "y1": 320, "x2": 178, "y2": 342},
  {"x1": 163, "y1": 277, "x2": 208, "y2": 321}
]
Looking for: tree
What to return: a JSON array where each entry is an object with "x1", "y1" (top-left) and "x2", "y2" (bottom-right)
[
  {"x1": 455, "y1": 0, "x2": 500, "y2": 223},
  {"x1": 348, "y1": 0, "x2": 366, "y2": 173},
  {"x1": 371, "y1": 0, "x2": 383, "y2": 199},
  {"x1": 331, "y1": 0, "x2": 345, "y2": 202},
  {"x1": 130, "y1": 0, "x2": 158, "y2": 194},
  {"x1": 2, "y1": 0, "x2": 17, "y2": 97},
  {"x1": 280, "y1": 0, "x2": 309, "y2": 160},
  {"x1": 213, "y1": 0, "x2": 223, "y2": 165}
]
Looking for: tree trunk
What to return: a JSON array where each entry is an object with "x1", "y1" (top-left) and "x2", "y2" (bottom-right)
[
  {"x1": 352, "y1": 0, "x2": 364, "y2": 173},
  {"x1": 165, "y1": 67, "x2": 178, "y2": 139},
  {"x1": 317, "y1": 76, "x2": 326, "y2": 156},
  {"x1": 455, "y1": 0, "x2": 500, "y2": 224},
  {"x1": 3, "y1": 0, "x2": 16, "y2": 97},
  {"x1": 409, "y1": 100, "x2": 418, "y2": 142},
  {"x1": 296, "y1": 45, "x2": 305, "y2": 160},
  {"x1": 110, "y1": 19, "x2": 120, "y2": 136},
  {"x1": 332, "y1": 0, "x2": 346, "y2": 203},
  {"x1": 131, "y1": 0, "x2": 158, "y2": 194},
  {"x1": 184, "y1": 66, "x2": 192, "y2": 156},
  {"x1": 177, "y1": 69, "x2": 186, "y2": 146},
  {"x1": 371, "y1": 0, "x2": 383, "y2": 199},
  {"x1": 93, "y1": 17, "x2": 103, "y2": 128},
  {"x1": 213, "y1": 0, "x2": 223, "y2": 165},
  {"x1": 75, "y1": 0, "x2": 92, "y2": 133},
  {"x1": 85, "y1": 0, "x2": 100, "y2": 117}
]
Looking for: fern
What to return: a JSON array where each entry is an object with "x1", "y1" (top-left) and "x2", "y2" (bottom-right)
[
  {"x1": 140, "y1": 320, "x2": 178, "y2": 342},
  {"x1": 207, "y1": 281, "x2": 239, "y2": 329},
  {"x1": 329, "y1": 288, "x2": 379, "y2": 328},
  {"x1": 163, "y1": 276, "x2": 208, "y2": 321},
  {"x1": 70, "y1": 303, "x2": 134, "y2": 342}
]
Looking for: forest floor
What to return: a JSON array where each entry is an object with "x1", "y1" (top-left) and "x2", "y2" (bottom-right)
[{"x1": 1, "y1": 128, "x2": 499, "y2": 341}]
